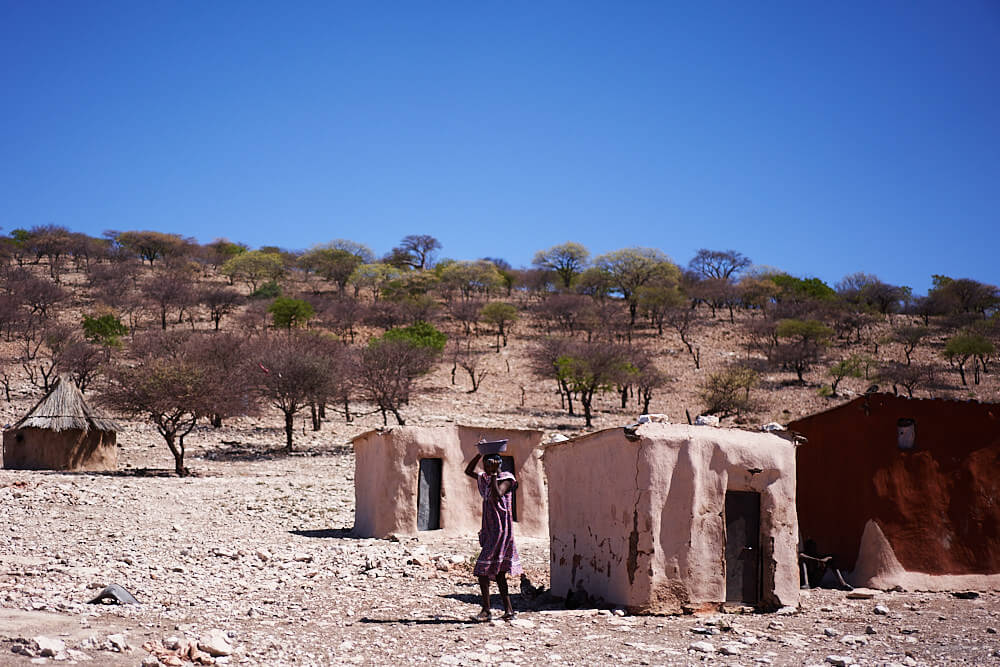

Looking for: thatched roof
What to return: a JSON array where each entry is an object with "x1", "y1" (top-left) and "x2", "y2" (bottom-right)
[{"x1": 11, "y1": 375, "x2": 118, "y2": 432}]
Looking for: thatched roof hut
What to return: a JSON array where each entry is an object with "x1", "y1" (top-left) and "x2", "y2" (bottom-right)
[{"x1": 3, "y1": 375, "x2": 119, "y2": 471}]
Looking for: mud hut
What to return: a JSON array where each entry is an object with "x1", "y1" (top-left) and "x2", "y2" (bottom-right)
[
  {"x1": 789, "y1": 393, "x2": 1000, "y2": 591},
  {"x1": 3, "y1": 375, "x2": 119, "y2": 471},
  {"x1": 351, "y1": 425, "x2": 548, "y2": 539},
  {"x1": 543, "y1": 423, "x2": 799, "y2": 614}
]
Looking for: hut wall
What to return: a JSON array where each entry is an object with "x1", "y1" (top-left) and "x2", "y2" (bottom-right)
[
  {"x1": 545, "y1": 424, "x2": 798, "y2": 613},
  {"x1": 789, "y1": 394, "x2": 1000, "y2": 587},
  {"x1": 3, "y1": 427, "x2": 117, "y2": 471},
  {"x1": 352, "y1": 425, "x2": 547, "y2": 539}
]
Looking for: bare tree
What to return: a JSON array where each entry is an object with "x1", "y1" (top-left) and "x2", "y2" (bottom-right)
[
  {"x1": 100, "y1": 331, "x2": 248, "y2": 475},
  {"x1": 142, "y1": 268, "x2": 196, "y2": 330},
  {"x1": 254, "y1": 333, "x2": 341, "y2": 451},
  {"x1": 200, "y1": 286, "x2": 244, "y2": 331},
  {"x1": 358, "y1": 339, "x2": 436, "y2": 425},
  {"x1": 452, "y1": 339, "x2": 490, "y2": 393},
  {"x1": 394, "y1": 234, "x2": 441, "y2": 270},
  {"x1": 665, "y1": 307, "x2": 702, "y2": 369},
  {"x1": 688, "y1": 249, "x2": 752, "y2": 282}
]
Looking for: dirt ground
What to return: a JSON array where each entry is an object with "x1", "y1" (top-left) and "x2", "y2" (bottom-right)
[{"x1": 2, "y1": 428, "x2": 999, "y2": 667}]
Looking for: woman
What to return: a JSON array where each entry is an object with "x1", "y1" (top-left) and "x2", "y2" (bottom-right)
[{"x1": 464, "y1": 452, "x2": 522, "y2": 621}]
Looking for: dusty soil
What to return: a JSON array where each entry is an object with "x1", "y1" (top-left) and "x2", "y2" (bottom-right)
[
  {"x1": 2, "y1": 262, "x2": 999, "y2": 665},
  {"x1": 2, "y1": 431, "x2": 999, "y2": 667}
]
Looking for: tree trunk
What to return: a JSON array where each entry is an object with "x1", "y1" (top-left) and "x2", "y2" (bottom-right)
[
  {"x1": 284, "y1": 412, "x2": 294, "y2": 452},
  {"x1": 160, "y1": 308, "x2": 167, "y2": 330}
]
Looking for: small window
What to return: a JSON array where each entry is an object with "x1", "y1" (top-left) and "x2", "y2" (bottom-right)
[{"x1": 897, "y1": 418, "x2": 916, "y2": 450}]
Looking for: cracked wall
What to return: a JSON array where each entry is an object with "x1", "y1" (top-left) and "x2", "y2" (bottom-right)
[{"x1": 545, "y1": 423, "x2": 799, "y2": 613}]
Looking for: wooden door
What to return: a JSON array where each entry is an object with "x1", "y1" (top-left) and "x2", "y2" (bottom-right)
[
  {"x1": 725, "y1": 490, "x2": 761, "y2": 604},
  {"x1": 417, "y1": 458, "x2": 442, "y2": 531}
]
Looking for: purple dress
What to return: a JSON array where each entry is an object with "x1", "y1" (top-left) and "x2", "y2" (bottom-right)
[{"x1": 473, "y1": 471, "x2": 523, "y2": 578}]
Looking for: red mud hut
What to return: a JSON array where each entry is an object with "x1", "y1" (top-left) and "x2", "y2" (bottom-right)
[{"x1": 789, "y1": 393, "x2": 1000, "y2": 590}]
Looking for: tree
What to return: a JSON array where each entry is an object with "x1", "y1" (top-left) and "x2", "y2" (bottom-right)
[
  {"x1": 775, "y1": 319, "x2": 833, "y2": 382},
  {"x1": 770, "y1": 274, "x2": 837, "y2": 303},
  {"x1": 100, "y1": 332, "x2": 250, "y2": 475},
  {"x1": 532, "y1": 242, "x2": 590, "y2": 289},
  {"x1": 349, "y1": 263, "x2": 401, "y2": 302},
  {"x1": 392, "y1": 234, "x2": 441, "y2": 270},
  {"x1": 893, "y1": 325, "x2": 930, "y2": 365},
  {"x1": 552, "y1": 340, "x2": 633, "y2": 428},
  {"x1": 637, "y1": 285, "x2": 686, "y2": 334},
  {"x1": 480, "y1": 302, "x2": 518, "y2": 351},
  {"x1": 116, "y1": 230, "x2": 192, "y2": 265},
  {"x1": 629, "y1": 348, "x2": 669, "y2": 415},
  {"x1": 359, "y1": 338, "x2": 436, "y2": 425},
  {"x1": 199, "y1": 286, "x2": 243, "y2": 331},
  {"x1": 221, "y1": 250, "x2": 285, "y2": 291},
  {"x1": 664, "y1": 306, "x2": 702, "y2": 369},
  {"x1": 141, "y1": 268, "x2": 195, "y2": 330},
  {"x1": 437, "y1": 260, "x2": 505, "y2": 301},
  {"x1": 268, "y1": 297, "x2": 315, "y2": 329},
  {"x1": 254, "y1": 333, "x2": 342, "y2": 450},
  {"x1": 594, "y1": 248, "x2": 679, "y2": 325},
  {"x1": 203, "y1": 238, "x2": 247, "y2": 269},
  {"x1": 828, "y1": 355, "x2": 866, "y2": 397},
  {"x1": 929, "y1": 276, "x2": 999, "y2": 317},
  {"x1": 688, "y1": 249, "x2": 751, "y2": 281},
  {"x1": 943, "y1": 332, "x2": 994, "y2": 386},
  {"x1": 881, "y1": 361, "x2": 935, "y2": 398},
  {"x1": 451, "y1": 339, "x2": 490, "y2": 393},
  {"x1": 699, "y1": 367, "x2": 759, "y2": 418},
  {"x1": 298, "y1": 247, "x2": 364, "y2": 293}
]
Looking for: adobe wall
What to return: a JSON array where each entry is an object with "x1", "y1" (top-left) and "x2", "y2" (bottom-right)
[
  {"x1": 352, "y1": 425, "x2": 547, "y2": 539},
  {"x1": 790, "y1": 394, "x2": 1000, "y2": 578},
  {"x1": 545, "y1": 423, "x2": 798, "y2": 614},
  {"x1": 2, "y1": 428, "x2": 117, "y2": 471}
]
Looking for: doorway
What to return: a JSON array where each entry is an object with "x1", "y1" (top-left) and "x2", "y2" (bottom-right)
[
  {"x1": 724, "y1": 490, "x2": 761, "y2": 604},
  {"x1": 417, "y1": 458, "x2": 442, "y2": 531}
]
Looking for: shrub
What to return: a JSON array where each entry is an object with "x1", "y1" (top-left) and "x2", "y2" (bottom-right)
[
  {"x1": 382, "y1": 321, "x2": 447, "y2": 354},
  {"x1": 268, "y1": 297, "x2": 315, "y2": 329},
  {"x1": 250, "y1": 280, "x2": 282, "y2": 300},
  {"x1": 82, "y1": 314, "x2": 127, "y2": 347},
  {"x1": 699, "y1": 367, "x2": 759, "y2": 418}
]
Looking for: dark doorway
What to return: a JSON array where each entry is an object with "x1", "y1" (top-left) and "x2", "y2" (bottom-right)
[
  {"x1": 500, "y1": 455, "x2": 517, "y2": 522},
  {"x1": 417, "y1": 458, "x2": 442, "y2": 531},
  {"x1": 725, "y1": 490, "x2": 761, "y2": 604}
]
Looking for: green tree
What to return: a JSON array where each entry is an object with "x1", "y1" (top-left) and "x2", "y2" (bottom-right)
[
  {"x1": 892, "y1": 325, "x2": 930, "y2": 365},
  {"x1": 349, "y1": 263, "x2": 401, "y2": 302},
  {"x1": 221, "y1": 250, "x2": 285, "y2": 291},
  {"x1": 437, "y1": 260, "x2": 504, "y2": 301},
  {"x1": 268, "y1": 297, "x2": 315, "y2": 329},
  {"x1": 775, "y1": 319, "x2": 834, "y2": 382},
  {"x1": 116, "y1": 230, "x2": 192, "y2": 265},
  {"x1": 382, "y1": 321, "x2": 447, "y2": 354},
  {"x1": 594, "y1": 247, "x2": 679, "y2": 325},
  {"x1": 770, "y1": 274, "x2": 837, "y2": 303},
  {"x1": 532, "y1": 242, "x2": 590, "y2": 289},
  {"x1": 827, "y1": 354, "x2": 867, "y2": 397},
  {"x1": 943, "y1": 332, "x2": 994, "y2": 385},
  {"x1": 554, "y1": 341, "x2": 634, "y2": 428},
  {"x1": 298, "y1": 247, "x2": 365, "y2": 293},
  {"x1": 480, "y1": 302, "x2": 519, "y2": 350},
  {"x1": 82, "y1": 313, "x2": 128, "y2": 347}
]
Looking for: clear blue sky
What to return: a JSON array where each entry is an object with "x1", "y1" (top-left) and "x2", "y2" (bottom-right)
[{"x1": 2, "y1": 1, "x2": 998, "y2": 295}]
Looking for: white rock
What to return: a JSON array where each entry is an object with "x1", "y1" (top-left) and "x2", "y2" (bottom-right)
[
  {"x1": 839, "y1": 634, "x2": 867, "y2": 646},
  {"x1": 141, "y1": 656, "x2": 160, "y2": 667},
  {"x1": 105, "y1": 634, "x2": 129, "y2": 652},
  {"x1": 688, "y1": 641, "x2": 715, "y2": 653},
  {"x1": 694, "y1": 415, "x2": 720, "y2": 426},
  {"x1": 163, "y1": 636, "x2": 182, "y2": 650},
  {"x1": 256, "y1": 549, "x2": 272, "y2": 562},
  {"x1": 823, "y1": 627, "x2": 839, "y2": 637},
  {"x1": 509, "y1": 618, "x2": 536, "y2": 629},
  {"x1": 637, "y1": 414, "x2": 669, "y2": 424},
  {"x1": 761, "y1": 422, "x2": 786, "y2": 431},
  {"x1": 719, "y1": 644, "x2": 742, "y2": 656},
  {"x1": 33, "y1": 636, "x2": 66, "y2": 657},
  {"x1": 198, "y1": 629, "x2": 233, "y2": 657},
  {"x1": 873, "y1": 604, "x2": 890, "y2": 615},
  {"x1": 825, "y1": 656, "x2": 851, "y2": 667}
]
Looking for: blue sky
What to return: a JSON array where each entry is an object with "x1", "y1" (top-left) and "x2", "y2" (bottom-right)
[{"x1": 2, "y1": 1, "x2": 998, "y2": 295}]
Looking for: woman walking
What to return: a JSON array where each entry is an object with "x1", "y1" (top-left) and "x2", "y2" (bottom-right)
[{"x1": 464, "y1": 451, "x2": 522, "y2": 621}]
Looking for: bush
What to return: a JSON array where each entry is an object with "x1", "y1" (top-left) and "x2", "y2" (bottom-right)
[
  {"x1": 250, "y1": 281, "x2": 282, "y2": 300},
  {"x1": 699, "y1": 367, "x2": 759, "y2": 418},
  {"x1": 268, "y1": 297, "x2": 315, "y2": 329},
  {"x1": 382, "y1": 321, "x2": 447, "y2": 353},
  {"x1": 82, "y1": 314, "x2": 127, "y2": 347}
]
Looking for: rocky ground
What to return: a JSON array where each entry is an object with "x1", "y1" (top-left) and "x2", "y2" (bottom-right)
[{"x1": 2, "y1": 430, "x2": 999, "y2": 667}]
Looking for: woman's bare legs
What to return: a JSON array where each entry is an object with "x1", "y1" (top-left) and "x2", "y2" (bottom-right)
[{"x1": 477, "y1": 576, "x2": 492, "y2": 621}]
